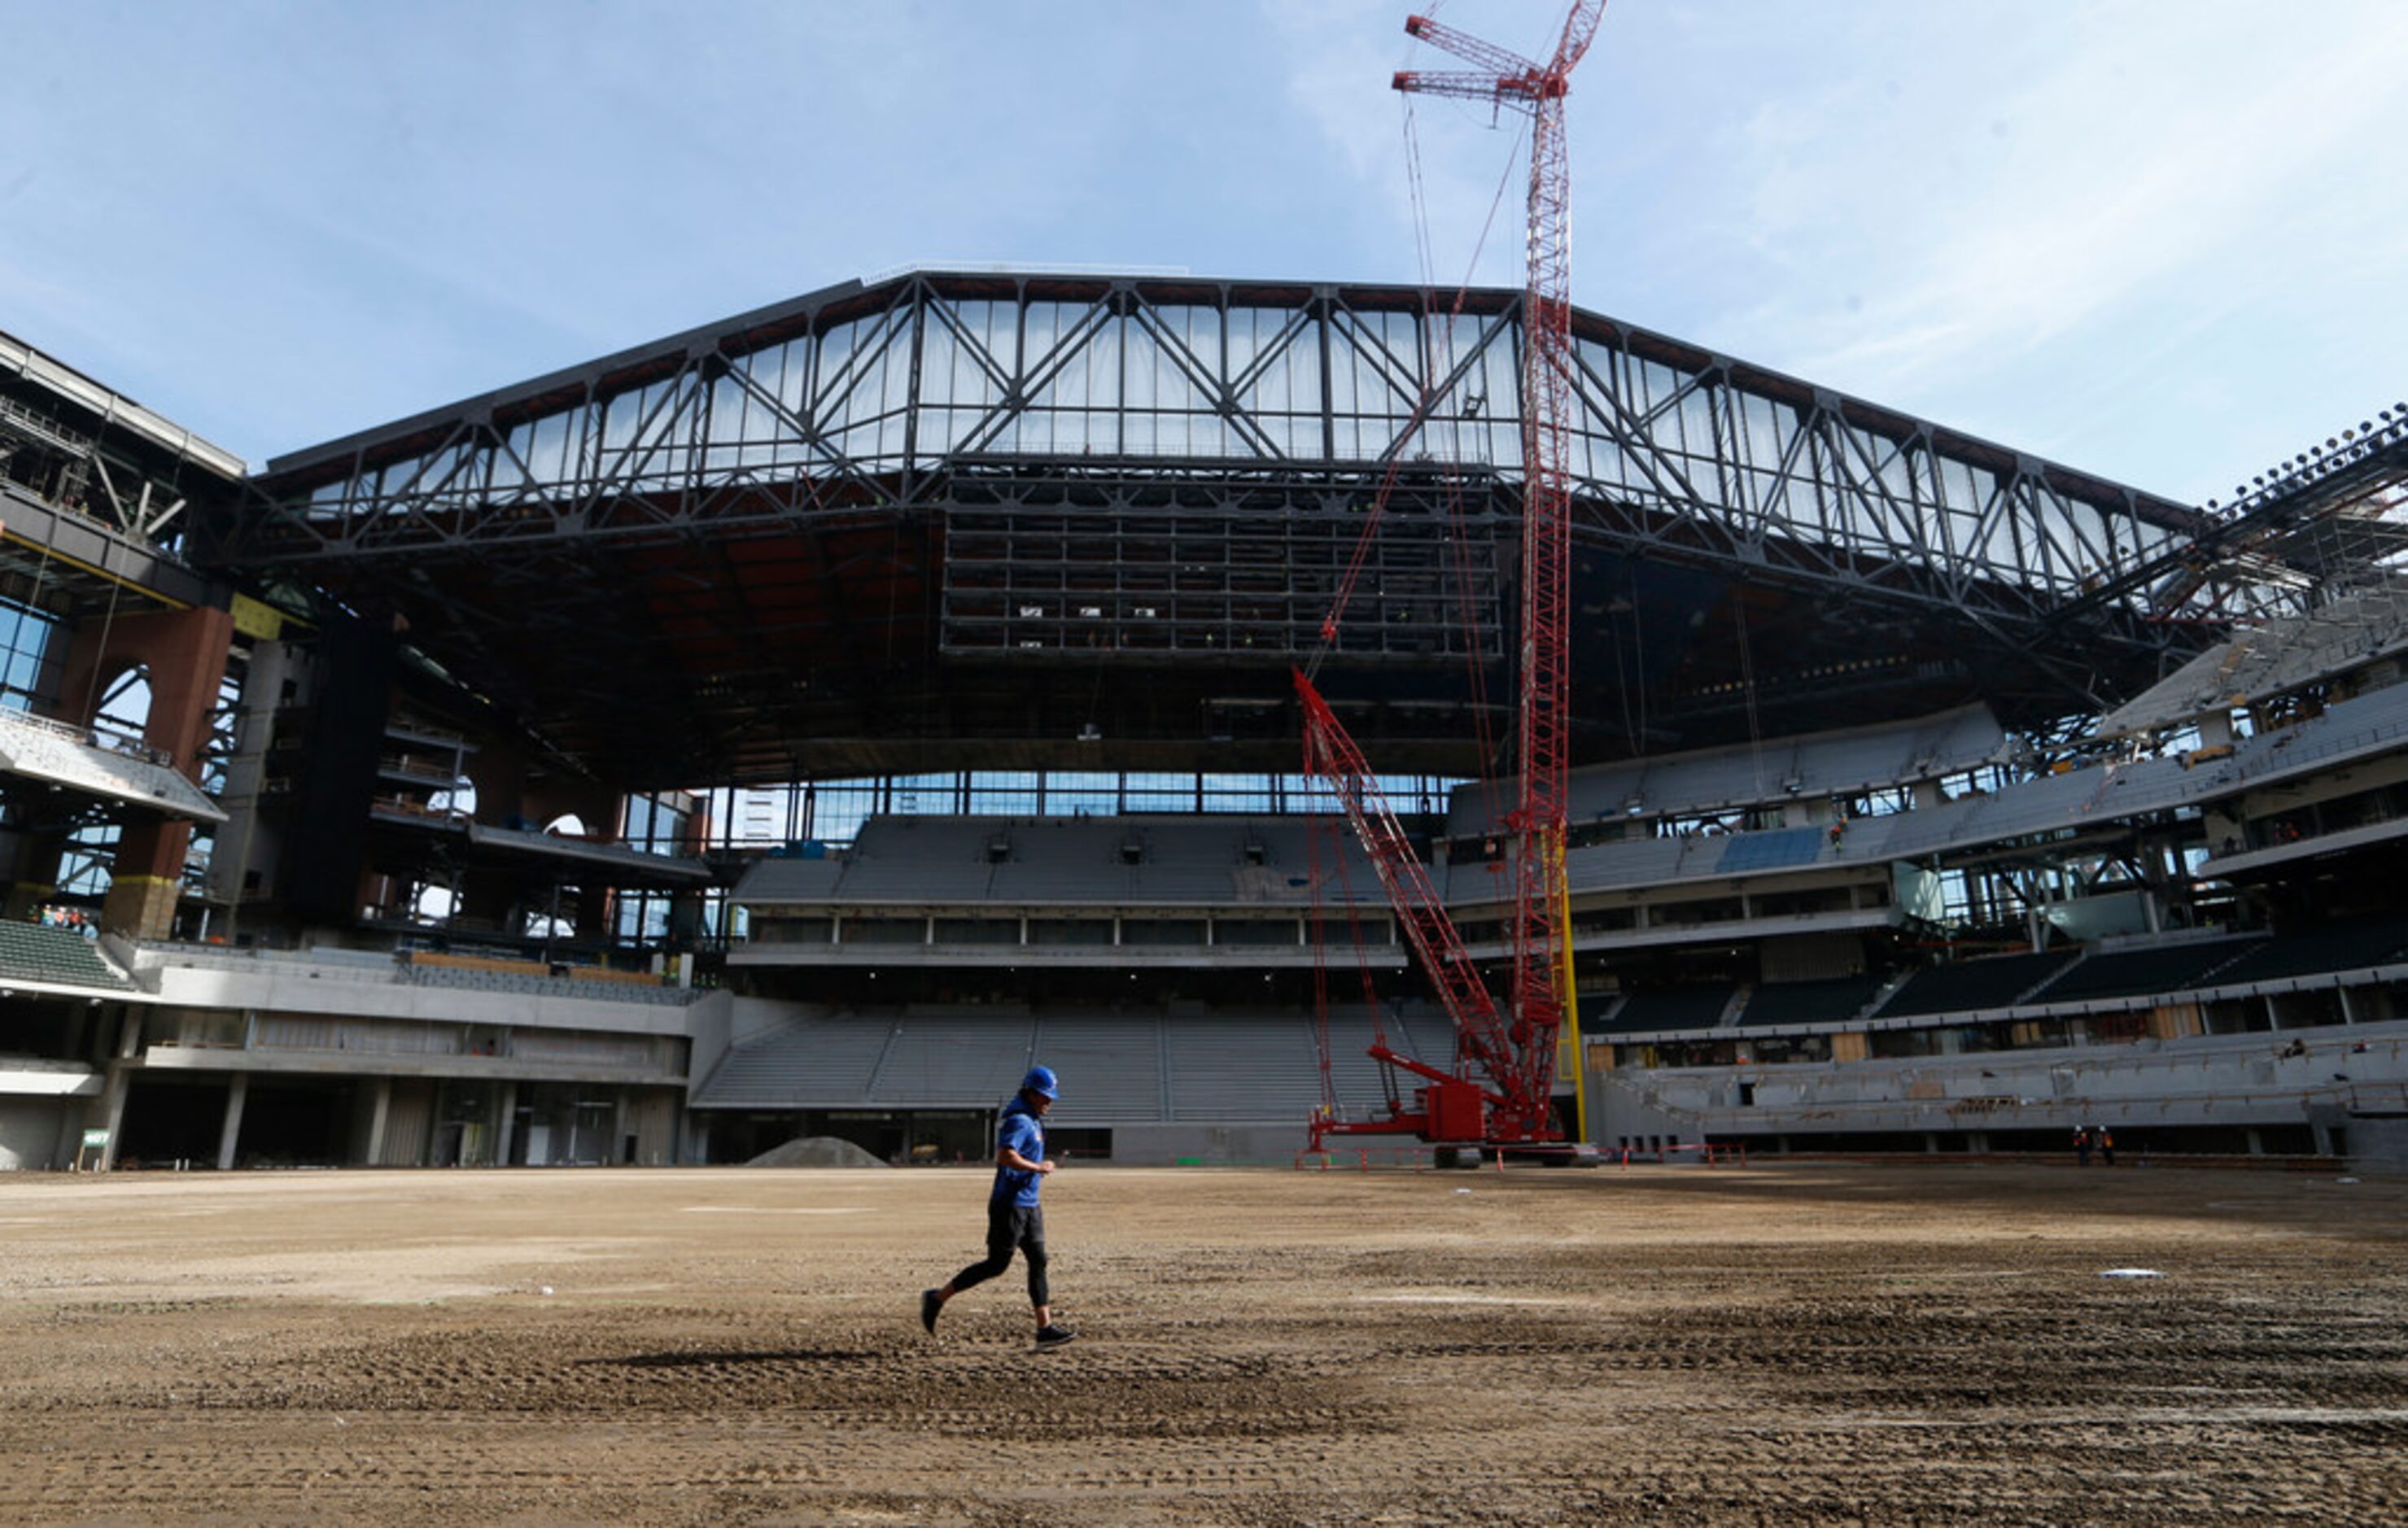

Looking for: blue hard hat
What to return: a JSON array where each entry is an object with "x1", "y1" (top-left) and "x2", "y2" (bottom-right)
[{"x1": 1020, "y1": 1065, "x2": 1060, "y2": 1100}]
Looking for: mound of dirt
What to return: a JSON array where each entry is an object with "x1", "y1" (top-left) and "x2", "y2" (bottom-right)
[{"x1": 744, "y1": 1135, "x2": 889, "y2": 1168}]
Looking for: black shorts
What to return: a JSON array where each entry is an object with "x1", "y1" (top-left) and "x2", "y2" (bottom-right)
[{"x1": 988, "y1": 1198, "x2": 1044, "y2": 1257}]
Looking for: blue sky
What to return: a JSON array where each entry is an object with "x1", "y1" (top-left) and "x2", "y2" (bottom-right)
[{"x1": 2, "y1": 0, "x2": 2401, "y2": 505}]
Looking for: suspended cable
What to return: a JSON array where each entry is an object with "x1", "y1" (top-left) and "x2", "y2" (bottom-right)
[
  {"x1": 78, "y1": 570, "x2": 128, "y2": 727},
  {"x1": 1312, "y1": 106, "x2": 1526, "y2": 675},
  {"x1": 1735, "y1": 598, "x2": 1765, "y2": 803}
]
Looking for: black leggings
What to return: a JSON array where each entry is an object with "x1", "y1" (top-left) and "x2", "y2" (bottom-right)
[{"x1": 951, "y1": 1200, "x2": 1049, "y2": 1308}]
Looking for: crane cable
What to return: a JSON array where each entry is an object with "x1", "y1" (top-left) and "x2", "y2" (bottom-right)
[
  {"x1": 1309, "y1": 94, "x2": 1524, "y2": 678},
  {"x1": 1304, "y1": 15, "x2": 1537, "y2": 1104}
]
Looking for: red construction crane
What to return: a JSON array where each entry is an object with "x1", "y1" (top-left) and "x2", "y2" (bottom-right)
[{"x1": 1300, "y1": 2, "x2": 1606, "y2": 1152}]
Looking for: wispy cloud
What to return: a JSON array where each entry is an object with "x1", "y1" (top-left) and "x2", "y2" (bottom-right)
[
  {"x1": 1282, "y1": 0, "x2": 2408, "y2": 496},
  {"x1": 1773, "y1": 7, "x2": 2408, "y2": 395},
  {"x1": 2, "y1": 0, "x2": 2403, "y2": 495}
]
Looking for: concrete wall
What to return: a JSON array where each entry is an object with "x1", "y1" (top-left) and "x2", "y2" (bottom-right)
[
  {"x1": 2340, "y1": 1115, "x2": 2408, "y2": 1171},
  {"x1": 379, "y1": 1079, "x2": 435, "y2": 1166},
  {"x1": 684, "y1": 989, "x2": 742, "y2": 1090},
  {"x1": 1596, "y1": 1021, "x2": 2408, "y2": 1147},
  {"x1": 0, "y1": 1098, "x2": 72, "y2": 1170},
  {"x1": 1580, "y1": 1063, "x2": 1692, "y2": 1148},
  {"x1": 1108, "y1": 1122, "x2": 1308, "y2": 1165},
  {"x1": 147, "y1": 962, "x2": 695, "y2": 1037},
  {"x1": 627, "y1": 1090, "x2": 681, "y2": 1166}
]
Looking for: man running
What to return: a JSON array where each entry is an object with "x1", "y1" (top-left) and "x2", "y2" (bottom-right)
[{"x1": 920, "y1": 1065, "x2": 1076, "y2": 1348}]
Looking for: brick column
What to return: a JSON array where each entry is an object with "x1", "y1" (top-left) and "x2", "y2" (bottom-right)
[{"x1": 55, "y1": 605, "x2": 235, "y2": 941}]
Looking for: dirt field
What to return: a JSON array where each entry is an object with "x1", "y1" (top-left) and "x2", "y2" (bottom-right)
[{"x1": 1, "y1": 1161, "x2": 2402, "y2": 1525}]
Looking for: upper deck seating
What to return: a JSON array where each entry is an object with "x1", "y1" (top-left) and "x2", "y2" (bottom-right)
[
  {"x1": 1554, "y1": 835, "x2": 1702, "y2": 897},
  {"x1": 1715, "y1": 827, "x2": 1825, "y2": 874},
  {"x1": 0, "y1": 705, "x2": 225, "y2": 822},
  {"x1": 2219, "y1": 679, "x2": 2408, "y2": 786},
  {"x1": 732, "y1": 854, "x2": 846, "y2": 902},
  {"x1": 2101, "y1": 583, "x2": 2408, "y2": 736},
  {"x1": 738, "y1": 814, "x2": 1386, "y2": 909},
  {"x1": 1464, "y1": 704, "x2": 2003, "y2": 836},
  {"x1": 404, "y1": 956, "x2": 691, "y2": 1005}
]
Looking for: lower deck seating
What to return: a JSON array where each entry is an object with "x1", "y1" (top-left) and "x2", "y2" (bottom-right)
[
  {"x1": 1873, "y1": 950, "x2": 2075, "y2": 1019},
  {"x1": 869, "y1": 1016, "x2": 1038, "y2": 1103},
  {"x1": 1166, "y1": 1017, "x2": 1325, "y2": 1120},
  {"x1": 2206, "y1": 917, "x2": 2408, "y2": 984},
  {"x1": 697, "y1": 1006, "x2": 1453, "y2": 1124},
  {"x1": 2028, "y1": 939, "x2": 2256, "y2": 1004},
  {"x1": 1737, "y1": 976, "x2": 1883, "y2": 1028},
  {"x1": 1593, "y1": 984, "x2": 1738, "y2": 1036},
  {"x1": 1037, "y1": 1015, "x2": 1166, "y2": 1123},
  {"x1": 0, "y1": 921, "x2": 133, "y2": 990},
  {"x1": 701, "y1": 1014, "x2": 896, "y2": 1105}
]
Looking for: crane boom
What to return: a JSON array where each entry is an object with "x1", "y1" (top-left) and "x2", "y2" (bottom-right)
[
  {"x1": 1400, "y1": 15, "x2": 1538, "y2": 82},
  {"x1": 1296, "y1": 671, "x2": 1514, "y2": 1083}
]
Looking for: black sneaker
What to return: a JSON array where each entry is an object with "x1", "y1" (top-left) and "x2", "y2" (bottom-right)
[
  {"x1": 920, "y1": 1289, "x2": 942, "y2": 1335},
  {"x1": 1034, "y1": 1324, "x2": 1077, "y2": 1349}
]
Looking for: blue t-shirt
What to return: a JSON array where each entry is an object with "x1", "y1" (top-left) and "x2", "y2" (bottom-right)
[{"x1": 991, "y1": 1098, "x2": 1046, "y2": 1207}]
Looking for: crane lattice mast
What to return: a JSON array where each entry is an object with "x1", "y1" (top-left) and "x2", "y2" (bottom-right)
[{"x1": 1301, "y1": 2, "x2": 1606, "y2": 1149}]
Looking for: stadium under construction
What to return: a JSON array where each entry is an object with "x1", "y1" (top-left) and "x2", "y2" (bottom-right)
[{"x1": 3, "y1": 268, "x2": 2407, "y2": 1172}]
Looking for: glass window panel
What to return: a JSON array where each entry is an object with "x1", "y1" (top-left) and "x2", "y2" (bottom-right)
[
  {"x1": 1676, "y1": 380, "x2": 1715, "y2": 461},
  {"x1": 1174, "y1": 303, "x2": 1220, "y2": 381},
  {"x1": 982, "y1": 300, "x2": 1020, "y2": 377},
  {"x1": 1740, "y1": 393, "x2": 1780, "y2": 468},
  {"x1": 600, "y1": 385, "x2": 642, "y2": 458},
  {"x1": 526, "y1": 415, "x2": 563, "y2": 486},
  {"x1": 1226, "y1": 308, "x2": 1265, "y2": 388},
  {"x1": 1328, "y1": 330, "x2": 1361, "y2": 417},
  {"x1": 882, "y1": 327, "x2": 912, "y2": 416},
  {"x1": 815, "y1": 317, "x2": 868, "y2": 426},
  {"x1": 886, "y1": 773, "x2": 955, "y2": 815},
  {"x1": 920, "y1": 315, "x2": 959, "y2": 411},
  {"x1": 1121, "y1": 773, "x2": 1198, "y2": 812},
  {"x1": 774, "y1": 336, "x2": 810, "y2": 420},
  {"x1": 965, "y1": 772, "x2": 1042, "y2": 814},
  {"x1": 1045, "y1": 771, "x2": 1120, "y2": 817}
]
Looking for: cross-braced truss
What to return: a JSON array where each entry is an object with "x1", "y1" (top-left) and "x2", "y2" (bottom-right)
[{"x1": 206, "y1": 270, "x2": 2221, "y2": 784}]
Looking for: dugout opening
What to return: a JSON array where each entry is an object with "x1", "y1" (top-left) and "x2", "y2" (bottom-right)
[
  {"x1": 114, "y1": 1074, "x2": 234, "y2": 1168},
  {"x1": 233, "y1": 1076, "x2": 360, "y2": 1168}
]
